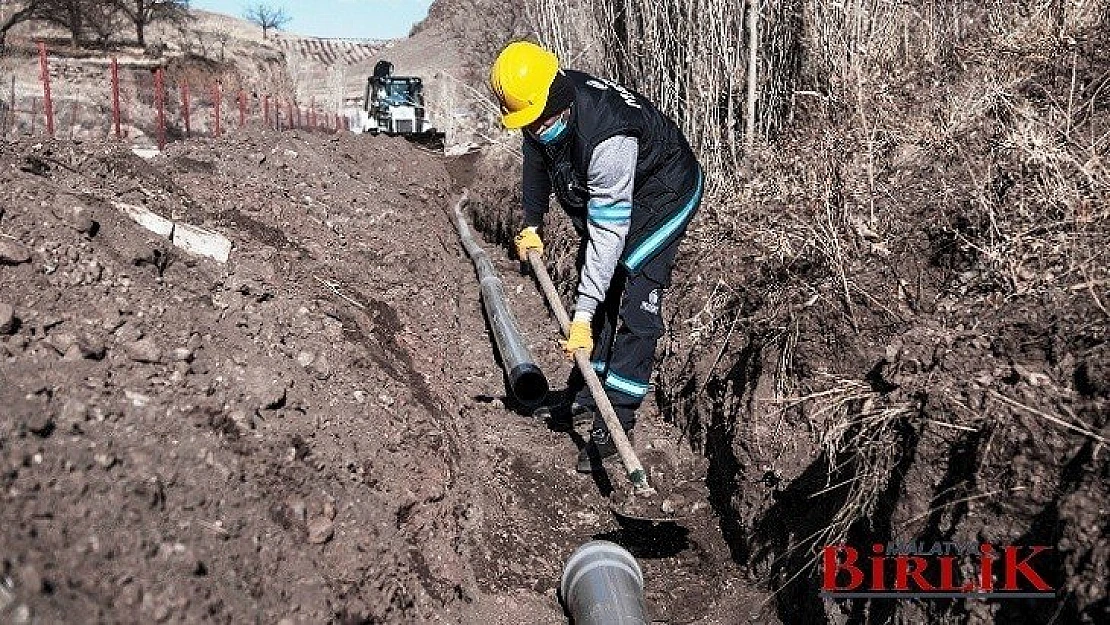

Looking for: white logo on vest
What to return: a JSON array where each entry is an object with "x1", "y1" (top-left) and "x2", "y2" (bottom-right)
[{"x1": 585, "y1": 78, "x2": 642, "y2": 110}]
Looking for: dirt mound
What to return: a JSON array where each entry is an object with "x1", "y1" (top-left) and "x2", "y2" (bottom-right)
[
  {"x1": 0, "y1": 131, "x2": 480, "y2": 623},
  {"x1": 1, "y1": 127, "x2": 772, "y2": 623}
]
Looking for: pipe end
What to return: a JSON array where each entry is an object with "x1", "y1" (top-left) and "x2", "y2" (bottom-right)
[
  {"x1": 559, "y1": 540, "x2": 646, "y2": 621},
  {"x1": 509, "y1": 362, "x2": 548, "y2": 408}
]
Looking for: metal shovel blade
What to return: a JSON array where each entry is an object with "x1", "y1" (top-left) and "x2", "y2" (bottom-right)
[
  {"x1": 609, "y1": 445, "x2": 707, "y2": 524},
  {"x1": 609, "y1": 499, "x2": 686, "y2": 526}
]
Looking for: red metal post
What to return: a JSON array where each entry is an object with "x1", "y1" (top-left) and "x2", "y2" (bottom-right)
[
  {"x1": 213, "y1": 82, "x2": 222, "y2": 136},
  {"x1": 182, "y1": 80, "x2": 191, "y2": 137},
  {"x1": 154, "y1": 68, "x2": 165, "y2": 151},
  {"x1": 37, "y1": 41, "x2": 54, "y2": 137},
  {"x1": 238, "y1": 90, "x2": 246, "y2": 128},
  {"x1": 111, "y1": 57, "x2": 121, "y2": 139}
]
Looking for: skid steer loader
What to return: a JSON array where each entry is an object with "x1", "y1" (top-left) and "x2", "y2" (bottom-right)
[{"x1": 355, "y1": 61, "x2": 444, "y2": 148}]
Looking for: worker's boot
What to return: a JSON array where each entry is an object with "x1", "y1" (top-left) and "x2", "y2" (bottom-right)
[
  {"x1": 576, "y1": 426, "x2": 634, "y2": 473},
  {"x1": 534, "y1": 392, "x2": 595, "y2": 431}
]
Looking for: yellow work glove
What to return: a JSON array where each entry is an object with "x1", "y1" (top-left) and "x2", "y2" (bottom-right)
[
  {"x1": 514, "y1": 226, "x2": 543, "y2": 261},
  {"x1": 562, "y1": 319, "x2": 593, "y2": 359}
]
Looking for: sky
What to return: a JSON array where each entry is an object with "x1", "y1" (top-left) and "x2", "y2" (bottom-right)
[{"x1": 189, "y1": 0, "x2": 435, "y2": 40}]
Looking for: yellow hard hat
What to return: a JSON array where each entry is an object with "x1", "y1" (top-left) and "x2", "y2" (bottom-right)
[{"x1": 490, "y1": 41, "x2": 560, "y2": 129}]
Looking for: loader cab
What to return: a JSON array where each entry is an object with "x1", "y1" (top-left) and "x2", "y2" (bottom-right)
[{"x1": 365, "y1": 76, "x2": 425, "y2": 109}]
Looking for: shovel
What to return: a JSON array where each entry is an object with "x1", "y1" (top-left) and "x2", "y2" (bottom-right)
[{"x1": 527, "y1": 250, "x2": 699, "y2": 524}]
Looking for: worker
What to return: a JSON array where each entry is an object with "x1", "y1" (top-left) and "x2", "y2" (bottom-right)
[{"x1": 489, "y1": 41, "x2": 703, "y2": 472}]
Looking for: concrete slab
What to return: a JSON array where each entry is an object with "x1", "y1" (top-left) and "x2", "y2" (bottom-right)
[
  {"x1": 131, "y1": 146, "x2": 161, "y2": 160},
  {"x1": 172, "y1": 222, "x2": 232, "y2": 264},
  {"x1": 113, "y1": 201, "x2": 175, "y2": 238}
]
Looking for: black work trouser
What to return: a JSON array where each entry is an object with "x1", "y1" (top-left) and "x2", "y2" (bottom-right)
[{"x1": 569, "y1": 171, "x2": 703, "y2": 433}]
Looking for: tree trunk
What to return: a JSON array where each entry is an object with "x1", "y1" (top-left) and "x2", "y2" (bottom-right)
[
  {"x1": 136, "y1": 20, "x2": 145, "y2": 47},
  {"x1": 68, "y1": 6, "x2": 82, "y2": 49}
]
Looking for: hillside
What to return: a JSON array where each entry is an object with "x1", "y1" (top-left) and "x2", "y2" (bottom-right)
[{"x1": 338, "y1": 0, "x2": 526, "y2": 147}]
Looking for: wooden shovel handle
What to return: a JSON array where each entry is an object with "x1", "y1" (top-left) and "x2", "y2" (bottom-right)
[{"x1": 526, "y1": 250, "x2": 653, "y2": 494}]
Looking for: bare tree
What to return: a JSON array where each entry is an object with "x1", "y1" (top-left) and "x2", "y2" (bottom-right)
[
  {"x1": 0, "y1": 0, "x2": 41, "y2": 49},
  {"x1": 243, "y1": 3, "x2": 289, "y2": 40},
  {"x1": 85, "y1": 0, "x2": 123, "y2": 46},
  {"x1": 210, "y1": 26, "x2": 230, "y2": 61},
  {"x1": 114, "y1": 0, "x2": 188, "y2": 48},
  {"x1": 4, "y1": 0, "x2": 129, "y2": 49},
  {"x1": 35, "y1": 0, "x2": 91, "y2": 47}
]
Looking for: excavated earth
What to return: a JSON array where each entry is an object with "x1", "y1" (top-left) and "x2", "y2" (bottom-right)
[{"x1": 0, "y1": 130, "x2": 769, "y2": 623}]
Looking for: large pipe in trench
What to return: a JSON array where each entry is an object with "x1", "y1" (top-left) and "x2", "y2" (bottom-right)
[
  {"x1": 560, "y1": 540, "x2": 647, "y2": 624},
  {"x1": 451, "y1": 190, "x2": 549, "y2": 407}
]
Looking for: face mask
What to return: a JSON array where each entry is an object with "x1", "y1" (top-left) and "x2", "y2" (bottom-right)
[{"x1": 534, "y1": 116, "x2": 568, "y2": 144}]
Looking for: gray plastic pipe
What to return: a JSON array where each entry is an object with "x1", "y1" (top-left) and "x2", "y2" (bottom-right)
[
  {"x1": 451, "y1": 190, "x2": 549, "y2": 407},
  {"x1": 560, "y1": 540, "x2": 647, "y2": 625}
]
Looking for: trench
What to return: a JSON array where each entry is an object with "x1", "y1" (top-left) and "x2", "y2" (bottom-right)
[{"x1": 443, "y1": 163, "x2": 778, "y2": 623}]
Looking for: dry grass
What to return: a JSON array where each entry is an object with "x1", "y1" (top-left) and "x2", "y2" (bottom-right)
[
  {"x1": 773, "y1": 376, "x2": 913, "y2": 533},
  {"x1": 733, "y1": 374, "x2": 918, "y2": 599}
]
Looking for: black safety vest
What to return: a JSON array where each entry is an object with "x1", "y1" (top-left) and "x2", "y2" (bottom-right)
[{"x1": 526, "y1": 70, "x2": 700, "y2": 242}]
